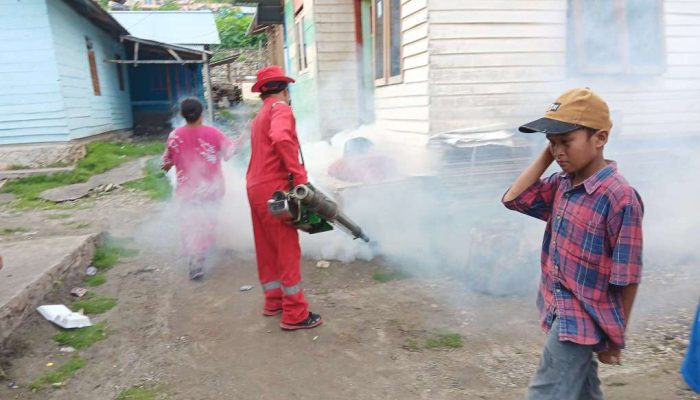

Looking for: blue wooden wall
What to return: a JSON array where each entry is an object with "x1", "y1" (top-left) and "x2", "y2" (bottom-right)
[
  {"x1": 129, "y1": 63, "x2": 203, "y2": 114},
  {"x1": 0, "y1": 0, "x2": 69, "y2": 144},
  {"x1": 47, "y1": 0, "x2": 132, "y2": 141}
]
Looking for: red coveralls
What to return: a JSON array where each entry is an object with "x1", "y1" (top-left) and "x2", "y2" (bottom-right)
[{"x1": 246, "y1": 97, "x2": 310, "y2": 324}]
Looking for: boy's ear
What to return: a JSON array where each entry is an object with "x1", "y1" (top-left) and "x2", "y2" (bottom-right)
[{"x1": 594, "y1": 129, "x2": 609, "y2": 148}]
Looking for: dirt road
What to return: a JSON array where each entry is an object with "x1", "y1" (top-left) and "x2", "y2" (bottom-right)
[{"x1": 0, "y1": 190, "x2": 696, "y2": 399}]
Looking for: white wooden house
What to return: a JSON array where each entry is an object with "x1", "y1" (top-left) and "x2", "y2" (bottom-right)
[{"x1": 248, "y1": 0, "x2": 700, "y2": 158}]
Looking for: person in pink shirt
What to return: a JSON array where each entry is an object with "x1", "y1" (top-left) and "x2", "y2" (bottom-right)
[{"x1": 161, "y1": 97, "x2": 243, "y2": 280}]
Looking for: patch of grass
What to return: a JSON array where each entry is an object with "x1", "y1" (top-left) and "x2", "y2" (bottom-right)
[
  {"x1": 47, "y1": 213, "x2": 72, "y2": 220},
  {"x1": 71, "y1": 294, "x2": 117, "y2": 315},
  {"x1": 29, "y1": 356, "x2": 85, "y2": 390},
  {"x1": 403, "y1": 332, "x2": 464, "y2": 352},
  {"x1": 52, "y1": 321, "x2": 108, "y2": 350},
  {"x1": 0, "y1": 227, "x2": 27, "y2": 236},
  {"x1": 117, "y1": 386, "x2": 168, "y2": 400},
  {"x1": 0, "y1": 141, "x2": 164, "y2": 209},
  {"x1": 116, "y1": 386, "x2": 168, "y2": 400},
  {"x1": 92, "y1": 238, "x2": 139, "y2": 270},
  {"x1": 403, "y1": 339, "x2": 422, "y2": 352},
  {"x1": 372, "y1": 269, "x2": 410, "y2": 283},
  {"x1": 123, "y1": 158, "x2": 171, "y2": 201},
  {"x1": 83, "y1": 274, "x2": 107, "y2": 287},
  {"x1": 424, "y1": 333, "x2": 464, "y2": 350}
]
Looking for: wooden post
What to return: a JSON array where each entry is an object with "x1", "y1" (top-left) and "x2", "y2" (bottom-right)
[{"x1": 204, "y1": 52, "x2": 214, "y2": 123}]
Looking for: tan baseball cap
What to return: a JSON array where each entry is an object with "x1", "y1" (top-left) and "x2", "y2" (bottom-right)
[{"x1": 519, "y1": 88, "x2": 612, "y2": 134}]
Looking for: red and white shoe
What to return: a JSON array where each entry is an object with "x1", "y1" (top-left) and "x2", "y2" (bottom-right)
[{"x1": 280, "y1": 312, "x2": 323, "y2": 330}]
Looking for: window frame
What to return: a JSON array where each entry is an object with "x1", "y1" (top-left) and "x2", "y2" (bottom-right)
[
  {"x1": 85, "y1": 37, "x2": 101, "y2": 96},
  {"x1": 570, "y1": 0, "x2": 666, "y2": 76},
  {"x1": 294, "y1": 9, "x2": 309, "y2": 74},
  {"x1": 373, "y1": 0, "x2": 403, "y2": 87}
]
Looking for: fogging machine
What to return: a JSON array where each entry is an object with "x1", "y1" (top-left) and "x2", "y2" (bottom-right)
[{"x1": 268, "y1": 183, "x2": 370, "y2": 243}]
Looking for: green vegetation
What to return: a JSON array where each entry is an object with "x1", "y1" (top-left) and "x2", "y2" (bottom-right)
[
  {"x1": 124, "y1": 158, "x2": 171, "y2": 201},
  {"x1": 425, "y1": 333, "x2": 464, "y2": 349},
  {"x1": 212, "y1": 8, "x2": 266, "y2": 62},
  {"x1": 117, "y1": 386, "x2": 168, "y2": 400},
  {"x1": 71, "y1": 294, "x2": 117, "y2": 315},
  {"x1": 53, "y1": 321, "x2": 108, "y2": 350},
  {"x1": 84, "y1": 274, "x2": 107, "y2": 287},
  {"x1": 29, "y1": 356, "x2": 85, "y2": 390},
  {"x1": 404, "y1": 339, "x2": 422, "y2": 352},
  {"x1": 93, "y1": 238, "x2": 139, "y2": 271},
  {"x1": 372, "y1": 269, "x2": 410, "y2": 283},
  {"x1": 47, "y1": 213, "x2": 72, "y2": 220},
  {"x1": 0, "y1": 141, "x2": 164, "y2": 209},
  {"x1": 158, "y1": 0, "x2": 180, "y2": 10},
  {"x1": 0, "y1": 227, "x2": 27, "y2": 236},
  {"x1": 404, "y1": 332, "x2": 464, "y2": 352}
]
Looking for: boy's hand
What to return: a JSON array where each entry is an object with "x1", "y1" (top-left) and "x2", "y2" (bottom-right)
[
  {"x1": 597, "y1": 348, "x2": 622, "y2": 365},
  {"x1": 502, "y1": 146, "x2": 554, "y2": 202}
]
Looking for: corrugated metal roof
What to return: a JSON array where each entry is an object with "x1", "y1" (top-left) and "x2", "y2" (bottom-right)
[{"x1": 110, "y1": 11, "x2": 220, "y2": 46}]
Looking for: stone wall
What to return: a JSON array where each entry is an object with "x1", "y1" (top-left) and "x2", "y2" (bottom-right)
[
  {"x1": 0, "y1": 130, "x2": 130, "y2": 170},
  {"x1": 211, "y1": 48, "x2": 268, "y2": 86}
]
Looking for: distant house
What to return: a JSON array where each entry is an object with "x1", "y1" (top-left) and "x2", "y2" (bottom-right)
[
  {"x1": 246, "y1": 0, "x2": 700, "y2": 161},
  {"x1": 110, "y1": 11, "x2": 220, "y2": 131},
  {"x1": 0, "y1": 1, "x2": 219, "y2": 147}
]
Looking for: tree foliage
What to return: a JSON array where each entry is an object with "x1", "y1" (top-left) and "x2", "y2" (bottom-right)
[
  {"x1": 158, "y1": 0, "x2": 180, "y2": 10},
  {"x1": 216, "y1": 8, "x2": 266, "y2": 49}
]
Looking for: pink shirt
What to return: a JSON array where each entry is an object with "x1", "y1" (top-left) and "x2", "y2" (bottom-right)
[{"x1": 162, "y1": 125, "x2": 236, "y2": 202}]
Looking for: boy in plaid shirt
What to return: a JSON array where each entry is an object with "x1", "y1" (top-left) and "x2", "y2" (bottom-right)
[{"x1": 503, "y1": 88, "x2": 644, "y2": 399}]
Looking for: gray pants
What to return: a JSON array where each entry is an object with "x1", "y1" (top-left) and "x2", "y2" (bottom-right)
[{"x1": 526, "y1": 318, "x2": 604, "y2": 400}]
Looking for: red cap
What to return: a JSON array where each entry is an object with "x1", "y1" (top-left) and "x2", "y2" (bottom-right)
[{"x1": 251, "y1": 65, "x2": 295, "y2": 93}]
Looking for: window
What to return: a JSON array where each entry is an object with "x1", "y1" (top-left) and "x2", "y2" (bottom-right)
[
  {"x1": 294, "y1": 11, "x2": 308, "y2": 72},
  {"x1": 570, "y1": 0, "x2": 665, "y2": 75},
  {"x1": 85, "y1": 37, "x2": 101, "y2": 96},
  {"x1": 115, "y1": 54, "x2": 125, "y2": 91},
  {"x1": 373, "y1": 0, "x2": 401, "y2": 85}
]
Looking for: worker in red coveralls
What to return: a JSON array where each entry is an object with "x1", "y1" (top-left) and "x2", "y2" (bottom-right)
[{"x1": 246, "y1": 66, "x2": 322, "y2": 330}]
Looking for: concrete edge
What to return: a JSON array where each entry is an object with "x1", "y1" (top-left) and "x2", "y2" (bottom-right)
[
  {"x1": 0, "y1": 232, "x2": 106, "y2": 345},
  {"x1": 0, "y1": 166, "x2": 76, "y2": 180}
]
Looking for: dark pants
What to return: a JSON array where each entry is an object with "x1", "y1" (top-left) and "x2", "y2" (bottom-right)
[{"x1": 526, "y1": 318, "x2": 604, "y2": 400}]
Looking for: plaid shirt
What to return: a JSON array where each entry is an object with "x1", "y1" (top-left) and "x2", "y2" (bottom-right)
[{"x1": 503, "y1": 162, "x2": 643, "y2": 349}]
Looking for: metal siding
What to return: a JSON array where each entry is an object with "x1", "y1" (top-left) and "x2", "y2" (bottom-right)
[
  {"x1": 47, "y1": 0, "x2": 133, "y2": 140},
  {"x1": 0, "y1": 0, "x2": 69, "y2": 145},
  {"x1": 110, "y1": 11, "x2": 221, "y2": 46}
]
